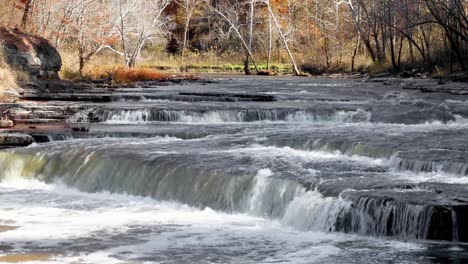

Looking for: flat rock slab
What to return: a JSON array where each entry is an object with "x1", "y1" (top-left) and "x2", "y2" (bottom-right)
[{"x1": 0, "y1": 133, "x2": 34, "y2": 147}]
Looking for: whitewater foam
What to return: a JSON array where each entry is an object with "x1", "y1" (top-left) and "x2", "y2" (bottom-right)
[
  {"x1": 0, "y1": 178, "x2": 425, "y2": 264},
  {"x1": 100, "y1": 109, "x2": 372, "y2": 124}
]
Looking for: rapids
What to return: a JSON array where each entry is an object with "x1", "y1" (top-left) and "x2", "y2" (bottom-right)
[{"x1": 1, "y1": 76, "x2": 468, "y2": 263}]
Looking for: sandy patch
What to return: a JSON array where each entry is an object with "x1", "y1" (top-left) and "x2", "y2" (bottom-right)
[
  {"x1": 0, "y1": 253, "x2": 51, "y2": 263},
  {"x1": 0, "y1": 225, "x2": 18, "y2": 233}
]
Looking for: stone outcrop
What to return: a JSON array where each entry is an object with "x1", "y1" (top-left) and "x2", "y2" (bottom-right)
[
  {"x1": 0, "y1": 27, "x2": 61, "y2": 79},
  {"x1": 0, "y1": 133, "x2": 34, "y2": 148}
]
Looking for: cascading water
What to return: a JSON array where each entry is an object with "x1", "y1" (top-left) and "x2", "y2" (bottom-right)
[
  {"x1": 338, "y1": 190, "x2": 434, "y2": 239},
  {"x1": 2, "y1": 77, "x2": 468, "y2": 263},
  {"x1": 1, "y1": 138, "x2": 466, "y2": 243},
  {"x1": 0, "y1": 145, "x2": 347, "y2": 230},
  {"x1": 91, "y1": 108, "x2": 372, "y2": 124}
]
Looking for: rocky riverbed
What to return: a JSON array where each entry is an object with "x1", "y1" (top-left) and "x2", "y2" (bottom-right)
[{"x1": 1, "y1": 75, "x2": 467, "y2": 139}]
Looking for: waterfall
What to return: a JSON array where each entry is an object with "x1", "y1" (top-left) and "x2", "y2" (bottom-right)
[
  {"x1": 389, "y1": 152, "x2": 468, "y2": 176},
  {"x1": 339, "y1": 191, "x2": 434, "y2": 240},
  {"x1": 0, "y1": 147, "x2": 312, "y2": 220},
  {"x1": 0, "y1": 144, "x2": 462, "y2": 242},
  {"x1": 90, "y1": 109, "x2": 372, "y2": 124},
  {"x1": 281, "y1": 191, "x2": 351, "y2": 232}
]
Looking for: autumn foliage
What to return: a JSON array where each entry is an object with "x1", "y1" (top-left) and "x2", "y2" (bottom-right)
[{"x1": 1, "y1": 0, "x2": 467, "y2": 75}]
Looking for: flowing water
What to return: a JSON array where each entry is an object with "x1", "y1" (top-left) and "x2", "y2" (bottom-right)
[{"x1": 1, "y1": 76, "x2": 468, "y2": 263}]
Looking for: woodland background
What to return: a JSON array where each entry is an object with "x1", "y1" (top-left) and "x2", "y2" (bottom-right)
[{"x1": 1, "y1": 0, "x2": 467, "y2": 77}]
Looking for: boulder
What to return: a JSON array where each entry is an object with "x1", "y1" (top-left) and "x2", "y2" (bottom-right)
[
  {"x1": 400, "y1": 71, "x2": 411, "y2": 78},
  {"x1": 0, "y1": 27, "x2": 61, "y2": 79}
]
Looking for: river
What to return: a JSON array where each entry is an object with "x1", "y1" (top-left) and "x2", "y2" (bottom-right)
[{"x1": 1, "y1": 76, "x2": 468, "y2": 263}]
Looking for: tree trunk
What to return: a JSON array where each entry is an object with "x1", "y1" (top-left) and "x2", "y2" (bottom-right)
[
  {"x1": 181, "y1": 1, "x2": 192, "y2": 72},
  {"x1": 21, "y1": 0, "x2": 35, "y2": 31},
  {"x1": 324, "y1": 37, "x2": 331, "y2": 69},
  {"x1": 244, "y1": 0, "x2": 254, "y2": 75},
  {"x1": 389, "y1": 31, "x2": 398, "y2": 72},
  {"x1": 79, "y1": 48, "x2": 85, "y2": 77},
  {"x1": 346, "y1": 0, "x2": 377, "y2": 63},
  {"x1": 181, "y1": 19, "x2": 190, "y2": 69},
  {"x1": 266, "y1": 2, "x2": 300, "y2": 75},
  {"x1": 351, "y1": 36, "x2": 360, "y2": 72},
  {"x1": 266, "y1": 2, "x2": 272, "y2": 71},
  {"x1": 126, "y1": 56, "x2": 136, "y2": 68},
  {"x1": 397, "y1": 37, "x2": 403, "y2": 69},
  {"x1": 244, "y1": 54, "x2": 252, "y2": 75},
  {"x1": 408, "y1": 40, "x2": 415, "y2": 66},
  {"x1": 182, "y1": 12, "x2": 189, "y2": 58},
  {"x1": 213, "y1": 9, "x2": 259, "y2": 73}
]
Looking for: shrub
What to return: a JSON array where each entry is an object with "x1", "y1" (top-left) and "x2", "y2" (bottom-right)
[
  {"x1": 59, "y1": 67, "x2": 81, "y2": 81},
  {"x1": 112, "y1": 68, "x2": 170, "y2": 84}
]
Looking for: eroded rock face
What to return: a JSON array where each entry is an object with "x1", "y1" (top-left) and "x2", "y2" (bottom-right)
[{"x1": 0, "y1": 27, "x2": 61, "y2": 79}]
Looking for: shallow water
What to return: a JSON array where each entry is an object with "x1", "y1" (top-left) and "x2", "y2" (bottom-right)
[{"x1": 1, "y1": 76, "x2": 468, "y2": 263}]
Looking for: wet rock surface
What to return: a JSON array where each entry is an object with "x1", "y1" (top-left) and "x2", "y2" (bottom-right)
[{"x1": 401, "y1": 79, "x2": 468, "y2": 95}]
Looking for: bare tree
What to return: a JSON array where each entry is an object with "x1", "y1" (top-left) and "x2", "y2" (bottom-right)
[
  {"x1": 21, "y1": 0, "x2": 35, "y2": 31},
  {"x1": 116, "y1": 0, "x2": 171, "y2": 68},
  {"x1": 337, "y1": 0, "x2": 377, "y2": 64},
  {"x1": 425, "y1": 0, "x2": 468, "y2": 70},
  {"x1": 209, "y1": 0, "x2": 259, "y2": 74},
  {"x1": 53, "y1": 0, "x2": 80, "y2": 48},
  {"x1": 266, "y1": 0, "x2": 273, "y2": 70},
  {"x1": 74, "y1": 0, "x2": 117, "y2": 76},
  {"x1": 244, "y1": 0, "x2": 255, "y2": 74},
  {"x1": 259, "y1": 0, "x2": 300, "y2": 75},
  {"x1": 175, "y1": 0, "x2": 202, "y2": 69}
]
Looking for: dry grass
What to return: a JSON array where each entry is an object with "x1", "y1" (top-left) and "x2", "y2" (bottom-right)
[
  {"x1": 59, "y1": 50, "x2": 171, "y2": 83},
  {"x1": 0, "y1": 68, "x2": 16, "y2": 89},
  {"x1": 77, "y1": 65, "x2": 170, "y2": 84},
  {"x1": 0, "y1": 51, "x2": 18, "y2": 91},
  {"x1": 112, "y1": 68, "x2": 170, "y2": 84},
  {"x1": 0, "y1": 66, "x2": 19, "y2": 103},
  {"x1": 0, "y1": 252, "x2": 51, "y2": 263},
  {"x1": 58, "y1": 47, "x2": 375, "y2": 82},
  {"x1": 0, "y1": 50, "x2": 20, "y2": 103}
]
